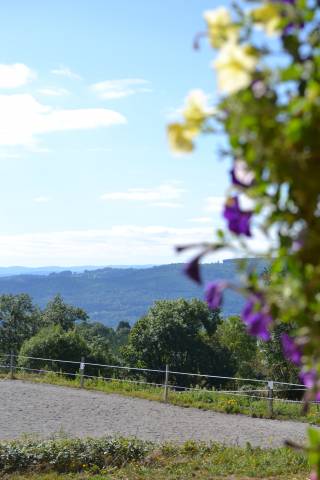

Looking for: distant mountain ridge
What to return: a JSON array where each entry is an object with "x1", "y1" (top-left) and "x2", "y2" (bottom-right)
[
  {"x1": 0, "y1": 265, "x2": 154, "y2": 276},
  {"x1": 0, "y1": 259, "x2": 267, "y2": 327}
]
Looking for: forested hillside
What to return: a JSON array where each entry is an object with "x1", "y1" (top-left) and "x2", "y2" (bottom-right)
[{"x1": 0, "y1": 259, "x2": 266, "y2": 327}]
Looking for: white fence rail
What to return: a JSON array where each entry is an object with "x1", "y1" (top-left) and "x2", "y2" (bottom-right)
[{"x1": 0, "y1": 352, "x2": 313, "y2": 416}]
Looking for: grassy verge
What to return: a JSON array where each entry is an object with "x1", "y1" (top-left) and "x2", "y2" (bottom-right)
[
  {"x1": 0, "y1": 437, "x2": 309, "y2": 479},
  {"x1": 4, "y1": 370, "x2": 320, "y2": 424}
]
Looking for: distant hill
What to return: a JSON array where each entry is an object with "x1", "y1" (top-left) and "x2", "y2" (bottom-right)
[
  {"x1": 0, "y1": 265, "x2": 154, "y2": 276},
  {"x1": 0, "y1": 259, "x2": 267, "y2": 327}
]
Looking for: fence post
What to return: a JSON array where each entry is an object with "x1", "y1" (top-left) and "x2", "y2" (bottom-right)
[
  {"x1": 10, "y1": 351, "x2": 14, "y2": 379},
  {"x1": 79, "y1": 356, "x2": 85, "y2": 388},
  {"x1": 163, "y1": 364, "x2": 169, "y2": 403},
  {"x1": 267, "y1": 380, "x2": 273, "y2": 418}
]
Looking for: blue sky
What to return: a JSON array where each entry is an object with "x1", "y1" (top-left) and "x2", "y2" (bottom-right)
[{"x1": 0, "y1": 1, "x2": 233, "y2": 266}]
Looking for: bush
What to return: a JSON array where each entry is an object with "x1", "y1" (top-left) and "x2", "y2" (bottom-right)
[
  {"x1": 18, "y1": 325, "x2": 114, "y2": 377},
  {"x1": 0, "y1": 436, "x2": 151, "y2": 473}
]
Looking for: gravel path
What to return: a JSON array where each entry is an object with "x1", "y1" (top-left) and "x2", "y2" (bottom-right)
[{"x1": 0, "y1": 380, "x2": 313, "y2": 447}]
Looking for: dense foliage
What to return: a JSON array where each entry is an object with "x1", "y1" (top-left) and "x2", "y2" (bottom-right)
[
  {"x1": 18, "y1": 325, "x2": 113, "y2": 376},
  {"x1": 0, "y1": 437, "x2": 307, "y2": 477},
  {"x1": 0, "y1": 292, "x2": 295, "y2": 388},
  {"x1": 42, "y1": 294, "x2": 88, "y2": 330},
  {"x1": 260, "y1": 322, "x2": 300, "y2": 385},
  {"x1": 216, "y1": 315, "x2": 260, "y2": 379},
  {"x1": 0, "y1": 436, "x2": 150, "y2": 473},
  {"x1": 123, "y1": 299, "x2": 235, "y2": 387},
  {"x1": 168, "y1": 0, "x2": 320, "y2": 476},
  {"x1": 18, "y1": 296, "x2": 116, "y2": 376},
  {"x1": 76, "y1": 320, "x2": 131, "y2": 355},
  {"x1": 0, "y1": 294, "x2": 42, "y2": 355}
]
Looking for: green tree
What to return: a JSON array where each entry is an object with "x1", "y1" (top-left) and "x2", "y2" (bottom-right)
[
  {"x1": 42, "y1": 294, "x2": 88, "y2": 331},
  {"x1": 75, "y1": 321, "x2": 115, "y2": 357},
  {"x1": 0, "y1": 294, "x2": 41, "y2": 355},
  {"x1": 19, "y1": 324, "x2": 113, "y2": 376},
  {"x1": 123, "y1": 299, "x2": 234, "y2": 387},
  {"x1": 76, "y1": 320, "x2": 131, "y2": 359},
  {"x1": 116, "y1": 321, "x2": 131, "y2": 333},
  {"x1": 217, "y1": 315, "x2": 259, "y2": 379},
  {"x1": 115, "y1": 321, "x2": 131, "y2": 352},
  {"x1": 260, "y1": 323, "x2": 299, "y2": 385},
  {"x1": 76, "y1": 321, "x2": 115, "y2": 345}
]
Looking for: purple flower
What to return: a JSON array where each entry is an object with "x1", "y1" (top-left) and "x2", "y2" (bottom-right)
[
  {"x1": 300, "y1": 370, "x2": 320, "y2": 403},
  {"x1": 223, "y1": 197, "x2": 252, "y2": 237},
  {"x1": 205, "y1": 281, "x2": 226, "y2": 310},
  {"x1": 299, "y1": 369, "x2": 317, "y2": 389},
  {"x1": 242, "y1": 295, "x2": 272, "y2": 341},
  {"x1": 283, "y1": 21, "x2": 304, "y2": 35},
  {"x1": 230, "y1": 160, "x2": 254, "y2": 188},
  {"x1": 281, "y1": 333, "x2": 302, "y2": 366},
  {"x1": 184, "y1": 255, "x2": 202, "y2": 284}
]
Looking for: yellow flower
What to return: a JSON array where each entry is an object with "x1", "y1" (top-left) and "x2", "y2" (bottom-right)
[
  {"x1": 214, "y1": 42, "x2": 258, "y2": 95},
  {"x1": 168, "y1": 90, "x2": 214, "y2": 153},
  {"x1": 204, "y1": 7, "x2": 239, "y2": 48},
  {"x1": 183, "y1": 89, "x2": 212, "y2": 128},
  {"x1": 167, "y1": 123, "x2": 196, "y2": 153},
  {"x1": 251, "y1": 3, "x2": 281, "y2": 36}
]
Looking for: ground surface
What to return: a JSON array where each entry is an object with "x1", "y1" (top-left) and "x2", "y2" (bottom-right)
[{"x1": 0, "y1": 380, "x2": 312, "y2": 447}]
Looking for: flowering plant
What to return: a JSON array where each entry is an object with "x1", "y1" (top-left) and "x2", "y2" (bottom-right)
[{"x1": 168, "y1": 1, "x2": 320, "y2": 476}]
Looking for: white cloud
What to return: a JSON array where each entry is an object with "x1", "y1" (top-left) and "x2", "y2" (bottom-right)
[
  {"x1": 38, "y1": 87, "x2": 70, "y2": 97},
  {"x1": 33, "y1": 196, "x2": 50, "y2": 203},
  {"x1": 91, "y1": 78, "x2": 151, "y2": 100},
  {"x1": 27, "y1": 145, "x2": 51, "y2": 154},
  {"x1": 0, "y1": 94, "x2": 127, "y2": 147},
  {"x1": 165, "y1": 106, "x2": 183, "y2": 121},
  {"x1": 51, "y1": 65, "x2": 81, "y2": 80},
  {"x1": 0, "y1": 63, "x2": 35, "y2": 89},
  {"x1": 189, "y1": 217, "x2": 213, "y2": 224},
  {"x1": 204, "y1": 196, "x2": 225, "y2": 213},
  {"x1": 0, "y1": 224, "x2": 273, "y2": 266},
  {"x1": 152, "y1": 202, "x2": 183, "y2": 208},
  {"x1": 101, "y1": 183, "x2": 185, "y2": 207},
  {"x1": 0, "y1": 225, "x2": 216, "y2": 266},
  {"x1": 0, "y1": 151, "x2": 22, "y2": 159}
]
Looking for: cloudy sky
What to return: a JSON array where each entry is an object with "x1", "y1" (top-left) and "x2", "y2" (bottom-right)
[{"x1": 0, "y1": 0, "x2": 232, "y2": 266}]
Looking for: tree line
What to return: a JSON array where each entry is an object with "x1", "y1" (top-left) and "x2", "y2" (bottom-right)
[{"x1": 0, "y1": 293, "x2": 298, "y2": 388}]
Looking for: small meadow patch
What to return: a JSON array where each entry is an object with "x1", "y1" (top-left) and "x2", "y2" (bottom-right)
[{"x1": 0, "y1": 439, "x2": 309, "y2": 479}]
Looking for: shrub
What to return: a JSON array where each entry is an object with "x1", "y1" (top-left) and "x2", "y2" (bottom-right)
[
  {"x1": 0, "y1": 436, "x2": 151, "y2": 473},
  {"x1": 18, "y1": 325, "x2": 114, "y2": 377}
]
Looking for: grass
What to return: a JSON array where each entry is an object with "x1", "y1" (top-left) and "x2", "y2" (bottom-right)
[
  {"x1": 4, "y1": 369, "x2": 320, "y2": 424},
  {"x1": 0, "y1": 438, "x2": 310, "y2": 479}
]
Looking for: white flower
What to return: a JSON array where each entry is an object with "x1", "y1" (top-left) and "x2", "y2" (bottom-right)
[
  {"x1": 232, "y1": 160, "x2": 255, "y2": 187},
  {"x1": 214, "y1": 42, "x2": 258, "y2": 95}
]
